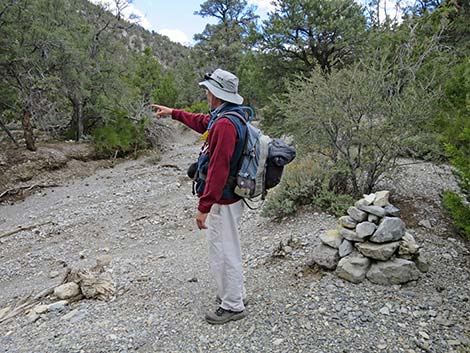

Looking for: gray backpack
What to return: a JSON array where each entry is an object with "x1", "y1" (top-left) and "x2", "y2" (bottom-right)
[{"x1": 226, "y1": 109, "x2": 296, "y2": 200}]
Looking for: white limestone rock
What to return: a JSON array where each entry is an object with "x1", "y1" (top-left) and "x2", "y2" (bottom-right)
[
  {"x1": 54, "y1": 283, "x2": 80, "y2": 300},
  {"x1": 373, "y1": 190, "x2": 390, "y2": 207}
]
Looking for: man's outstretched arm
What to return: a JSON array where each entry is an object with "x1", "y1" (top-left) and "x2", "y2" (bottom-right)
[{"x1": 152, "y1": 104, "x2": 210, "y2": 134}]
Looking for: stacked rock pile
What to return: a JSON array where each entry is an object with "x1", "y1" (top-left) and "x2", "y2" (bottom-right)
[{"x1": 311, "y1": 190, "x2": 429, "y2": 285}]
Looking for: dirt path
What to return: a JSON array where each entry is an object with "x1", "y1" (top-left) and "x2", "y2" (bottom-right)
[{"x1": 0, "y1": 124, "x2": 469, "y2": 353}]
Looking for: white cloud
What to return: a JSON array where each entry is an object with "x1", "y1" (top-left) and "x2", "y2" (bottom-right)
[
  {"x1": 355, "y1": 0, "x2": 413, "y2": 23},
  {"x1": 88, "y1": 0, "x2": 153, "y2": 31},
  {"x1": 127, "y1": 7, "x2": 153, "y2": 30},
  {"x1": 248, "y1": 0, "x2": 277, "y2": 13},
  {"x1": 158, "y1": 29, "x2": 190, "y2": 45}
]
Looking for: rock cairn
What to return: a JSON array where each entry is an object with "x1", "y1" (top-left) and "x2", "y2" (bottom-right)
[{"x1": 312, "y1": 190, "x2": 429, "y2": 285}]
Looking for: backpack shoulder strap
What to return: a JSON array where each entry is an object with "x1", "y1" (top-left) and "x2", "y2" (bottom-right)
[
  {"x1": 222, "y1": 111, "x2": 247, "y2": 125},
  {"x1": 223, "y1": 111, "x2": 250, "y2": 172}
]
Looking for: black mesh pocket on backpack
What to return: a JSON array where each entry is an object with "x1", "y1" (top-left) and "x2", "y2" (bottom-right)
[{"x1": 265, "y1": 164, "x2": 284, "y2": 189}]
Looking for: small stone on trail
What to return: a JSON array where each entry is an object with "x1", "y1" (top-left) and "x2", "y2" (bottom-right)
[
  {"x1": 96, "y1": 255, "x2": 113, "y2": 267},
  {"x1": 247, "y1": 325, "x2": 256, "y2": 336},
  {"x1": 419, "y1": 331, "x2": 430, "y2": 340},
  {"x1": 48, "y1": 270, "x2": 60, "y2": 279},
  {"x1": 448, "y1": 340, "x2": 461, "y2": 346},
  {"x1": 415, "y1": 252, "x2": 430, "y2": 273},
  {"x1": 54, "y1": 282, "x2": 80, "y2": 300},
  {"x1": 33, "y1": 304, "x2": 49, "y2": 314},
  {"x1": 0, "y1": 307, "x2": 11, "y2": 320},
  {"x1": 377, "y1": 343, "x2": 388, "y2": 350},
  {"x1": 272, "y1": 338, "x2": 284, "y2": 346},
  {"x1": 47, "y1": 300, "x2": 68, "y2": 312},
  {"x1": 62, "y1": 309, "x2": 80, "y2": 321},
  {"x1": 379, "y1": 306, "x2": 390, "y2": 315},
  {"x1": 27, "y1": 312, "x2": 40, "y2": 323},
  {"x1": 188, "y1": 277, "x2": 198, "y2": 283},
  {"x1": 418, "y1": 219, "x2": 432, "y2": 229}
]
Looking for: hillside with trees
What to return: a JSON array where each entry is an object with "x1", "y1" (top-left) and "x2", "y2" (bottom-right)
[{"x1": 2, "y1": 0, "x2": 467, "y2": 238}]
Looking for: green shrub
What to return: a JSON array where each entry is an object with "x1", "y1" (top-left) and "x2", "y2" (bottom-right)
[
  {"x1": 442, "y1": 191, "x2": 470, "y2": 238},
  {"x1": 272, "y1": 62, "x2": 437, "y2": 196},
  {"x1": 183, "y1": 101, "x2": 209, "y2": 113},
  {"x1": 439, "y1": 59, "x2": 470, "y2": 194},
  {"x1": 263, "y1": 157, "x2": 354, "y2": 218},
  {"x1": 92, "y1": 112, "x2": 148, "y2": 157}
]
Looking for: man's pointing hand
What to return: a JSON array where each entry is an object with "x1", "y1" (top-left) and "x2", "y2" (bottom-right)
[{"x1": 152, "y1": 104, "x2": 173, "y2": 118}]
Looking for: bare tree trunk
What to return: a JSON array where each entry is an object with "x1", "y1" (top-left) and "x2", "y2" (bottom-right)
[
  {"x1": 21, "y1": 109, "x2": 36, "y2": 151},
  {"x1": 0, "y1": 118, "x2": 20, "y2": 147},
  {"x1": 72, "y1": 99, "x2": 84, "y2": 142}
]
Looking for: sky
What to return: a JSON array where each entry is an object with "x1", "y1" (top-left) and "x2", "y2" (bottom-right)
[
  {"x1": 89, "y1": 0, "x2": 275, "y2": 45},
  {"x1": 133, "y1": 0, "x2": 274, "y2": 45},
  {"x1": 89, "y1": 0, "x2": 407, "y2": 46}
]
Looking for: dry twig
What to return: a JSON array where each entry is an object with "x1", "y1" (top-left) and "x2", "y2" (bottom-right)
[
  {"x1": 0, "y1": 183, "x2": 60, "y2": 200},
  {"x1": 0, "y1": 220, "x2": 53, "y2": 239}
]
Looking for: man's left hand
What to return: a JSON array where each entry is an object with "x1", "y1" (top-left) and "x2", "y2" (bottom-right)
[{"x1": 196, "y1": 211, "x2": 208, "y2": 230}]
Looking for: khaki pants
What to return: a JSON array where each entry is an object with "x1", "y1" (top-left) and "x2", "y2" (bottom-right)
[{"x1": 206, "y1": 200, "x2": 246, "y2": 312}]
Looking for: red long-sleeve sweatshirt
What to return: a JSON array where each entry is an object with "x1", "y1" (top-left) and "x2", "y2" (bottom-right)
[{"x1": 172, "y1": 109, "x2": 239, "y2": 213}]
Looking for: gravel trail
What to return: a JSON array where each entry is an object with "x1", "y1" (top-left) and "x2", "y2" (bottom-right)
[{"x1": 0, "y1": 126, "x2": 469, "y2": 353}]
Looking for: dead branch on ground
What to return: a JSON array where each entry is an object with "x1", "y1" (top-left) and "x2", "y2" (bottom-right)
[
  {"x1": 0, "y1": 183, "x2": 60, "y2": 201},
  {"x1": 0, "y1": 220, "x2": 53, "y2": 239}
]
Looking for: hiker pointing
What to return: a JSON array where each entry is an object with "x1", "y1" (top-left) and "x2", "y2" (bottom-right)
[{"x1": 152, "y1": 68, "x2": 248, "y2": 324}]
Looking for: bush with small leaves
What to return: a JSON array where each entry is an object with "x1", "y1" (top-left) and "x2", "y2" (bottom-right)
[{"x1": 263, "y1": 157, "x2": 353, "y2": 219}]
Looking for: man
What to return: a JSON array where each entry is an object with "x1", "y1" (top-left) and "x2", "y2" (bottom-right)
[{"x1": 152, "y1": 68, "x2": 248, "y2": 325}]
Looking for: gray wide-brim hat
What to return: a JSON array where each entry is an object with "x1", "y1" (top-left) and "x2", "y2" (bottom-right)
[{"x1": 199, "y1": 68, "x2": 244, "y2": 105}]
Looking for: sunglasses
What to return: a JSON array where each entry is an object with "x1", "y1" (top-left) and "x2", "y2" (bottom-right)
[{"x1": 204, "y1": 73, "x2": 224, "y2": 89}]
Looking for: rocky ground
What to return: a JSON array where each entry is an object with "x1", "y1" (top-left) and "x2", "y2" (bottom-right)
[{"x1": 0, "y1": 121, "x2": 469, "y2": 353}]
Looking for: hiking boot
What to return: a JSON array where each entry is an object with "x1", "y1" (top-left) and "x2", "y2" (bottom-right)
[
  {"x1": 205, "y1": 307, "x2": 247, "y2": 325},
  {"x1": 216, "y1": 295, "x2": 249, "y2": 306}
]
